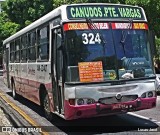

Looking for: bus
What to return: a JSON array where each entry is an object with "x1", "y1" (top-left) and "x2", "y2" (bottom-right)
[{"x1": 3, "y1": 3, "x2": 157, "y2": 120}]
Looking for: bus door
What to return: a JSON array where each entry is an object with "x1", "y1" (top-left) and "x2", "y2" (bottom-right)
[{"x1": 51, "y1": 27, "x2": 64, "y2": 114}]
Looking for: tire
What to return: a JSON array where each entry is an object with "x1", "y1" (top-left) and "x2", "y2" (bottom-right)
[
  {"x1": 11, "y1": 82, "x2": 18, "y2": 100},
  {"x1": 43, "y1": 94, "x2": 53, "y2": 121}
]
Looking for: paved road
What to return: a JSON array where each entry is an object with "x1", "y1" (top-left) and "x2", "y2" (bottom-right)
[
  {"x1": 0, "y1": 76, "x2": 160, "y2": 135},
  {"x1": 0, "y1": 107, "x2": 18, "y2": 135}
]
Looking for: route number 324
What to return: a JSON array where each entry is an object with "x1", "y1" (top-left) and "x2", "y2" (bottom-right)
[{"x1": 82, "y1": 33, "x2": 101, "y2": 44}]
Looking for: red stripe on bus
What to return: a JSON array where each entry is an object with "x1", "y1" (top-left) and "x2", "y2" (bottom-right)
[{"x1": 14, "y1": 76, "x2": 52, "y2": 90}]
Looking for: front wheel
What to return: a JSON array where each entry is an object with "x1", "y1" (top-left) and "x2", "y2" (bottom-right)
[{"x1": 43, "y1": 94, "x2": 53, "y2": 121}]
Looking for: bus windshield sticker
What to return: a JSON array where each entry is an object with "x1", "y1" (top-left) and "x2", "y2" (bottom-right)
[
  {"x1": 109, "y1": 71, "x2": 116, "y2": 80},
  {"x1": 63, "y1": 23, "x2": 109, "y2": 31},
  {"x1": 112, "y1": 23, "x2": 148, "y2": 30},
  {"x1": 78, "y1": 61, "x2": 104, "y2": 82},
  {"x1": 67, "y1": 5, "x2": 145, "y2": 20}
]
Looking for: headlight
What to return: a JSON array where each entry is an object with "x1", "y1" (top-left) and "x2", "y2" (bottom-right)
[
  {"x1": 77, "y1": 99, "x2": 84, "y2": 105},
  {"x1": 76, "y1": 98, "x2": 95, "y2": 105},
  {"x1": 141, "y1": 91, "x2": 155, "y2": 98},
  {"x1": 157, "y1": 86, "x2": 160, "y2": 91},
  {"x1": 141, "y1": 93, "x2": 146, "y2": 98},
  {"x1": 148, "y1": 91, "x2": 153, "y2": 97}
]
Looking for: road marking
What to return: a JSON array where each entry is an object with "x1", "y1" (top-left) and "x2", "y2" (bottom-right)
[
  {"x1": 128, "y1": 112, "x2": 160, "y2": 124},
  {"x1": 0, "y1": 92, "x2": 50, "y2": 135}
]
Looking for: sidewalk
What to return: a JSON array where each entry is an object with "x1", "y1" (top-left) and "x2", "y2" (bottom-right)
[{"x1": 0, "y1": 104, "x2": 18, "y2": 135}]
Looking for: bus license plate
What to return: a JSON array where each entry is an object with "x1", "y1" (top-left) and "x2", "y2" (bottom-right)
[{"x1": 112, "y1": 104, "x2": 128, "y2": 110}]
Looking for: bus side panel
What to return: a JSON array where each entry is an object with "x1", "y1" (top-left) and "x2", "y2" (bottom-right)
[{"x1": 25, "y1": 63, "x2": 39, "y2": 104}]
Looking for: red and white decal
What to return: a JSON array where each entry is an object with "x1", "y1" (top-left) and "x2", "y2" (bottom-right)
[
  {"x1": 63, "y1": 23, "x2": 109, "y2": 31},
  {"x1": 112, "y1": 23, "x2": 148, "y2": 30}
]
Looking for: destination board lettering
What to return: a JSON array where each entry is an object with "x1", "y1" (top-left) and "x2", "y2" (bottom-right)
[
  {"x1": 63, "y1": 22, "x2": 148, "y2": 31},
  {"x1": 63, "y1": 23, "x2": 109, "y2": 31},
  {"x1": 112, "y1": 23, "x2": 148, "y2": 29},
  {"x1": 67, "y1": 5, "x2": 144, "y2": 20}
]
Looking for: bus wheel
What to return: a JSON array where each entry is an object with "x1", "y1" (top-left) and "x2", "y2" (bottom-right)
[
  {"x1": 11, "y1": 83, "x2": 17, "y2": 99},
  {"x1": 43, "y1": 94, "x2": 53, "y2": 121}
]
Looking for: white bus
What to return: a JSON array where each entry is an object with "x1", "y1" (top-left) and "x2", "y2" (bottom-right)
[{"x1": 3, "y1": 3, "x2": 157, "y2": 120}]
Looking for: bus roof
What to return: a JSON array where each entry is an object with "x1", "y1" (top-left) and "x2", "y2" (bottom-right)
[{"x1": 3, "y1": 3, "x2": 146, "y2": 45}]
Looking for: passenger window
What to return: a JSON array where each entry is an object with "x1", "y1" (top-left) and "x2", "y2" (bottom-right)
[
  {"x1": 28, "y1": 32, "x2": 36, "y2": 61},
  {"x1": 37, "y1": 26, "x2": 49, "y2": 61},
  {"x1": 10, "y1": 42, "x2": 15, "y2": 63},
  {"x1": 21, "y1": 35, "x2": 28, "y2": 62},
  {"x1": 15, "y1": 38, "x2": 20, "y2": 62}
]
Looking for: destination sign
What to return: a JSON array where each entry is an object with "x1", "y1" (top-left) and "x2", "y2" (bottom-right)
[
  {"x1": 112, "y1": 23, "x2": 148, "y2": 29},
  {"x1": 63, "y1": 22, "x2": 148, "y2": 31},
  {"x1": 67, "y1": 5, "x2": 145, "y2": 20}
]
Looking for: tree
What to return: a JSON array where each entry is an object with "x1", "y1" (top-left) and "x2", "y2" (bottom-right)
[
  {"x1": 125, "y1": 0, "x2": 160, "y2": 37},
  {"x1": 155, "y1": 38, "x2": 160, "y2": 59},
  {"x1": 2, "y1": 0, "x2": 53, "y2": 28},
  {"x1": 0, "y1": 12, "x2": 20, "y2": 53},
  {"x1": 0, "y1": 12, "x2": 20, "y2": 41},
  {"x1": 52, "y1": 0, "x2": 121, "y2": 8},
  {"x1": 0, "y1": 0, "x2": 54, "y2": 55}
]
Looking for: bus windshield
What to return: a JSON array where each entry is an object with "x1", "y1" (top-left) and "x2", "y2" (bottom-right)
[{"x1": 64, "y1": 22, "x2": 154, "y2": 83}]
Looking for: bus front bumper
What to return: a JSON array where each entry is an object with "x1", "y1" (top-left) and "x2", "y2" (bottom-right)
[{"x1": 64, "y1": 97, "x2": 156, "y2": 120}]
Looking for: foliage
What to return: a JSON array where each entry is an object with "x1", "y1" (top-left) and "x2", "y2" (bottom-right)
[
  {"x1": 2, "y1": 0, "x2": 53, "y2": 28},
  {"x1": 0, "y1": 12, "x2": 20, "y2": 41},
  {"x1": 0, "y1": 12, "x2": 20, "y2": 53},
  {"x1": 0, "y1": 0, "x2": 53, "y2": 54},
  {"x1": 155, "y1": 38, "x2": 160, "y2": 58},
  {"x1": 125, "y1": 0, "x2": 160, "y2": 37},
  {"x1": 52, "y1": 0, "x2": 121, "y2": 8}
]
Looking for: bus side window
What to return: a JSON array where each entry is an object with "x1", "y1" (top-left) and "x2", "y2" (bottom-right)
[
  {"x1": 15, "y1": 38, "x2": 20, "y2": 62},
  {"x1": 28, "y1": 32, "x2": 36, "y2": 61},
  {"x1": 21, "y1": 35, "x2": 27, "y2": 62},
  {"x1": 10, "y1": 41, "x2": 15, "y2": 63},
  {"x1": 37, "y1": 26, "x2": 49, "y2": 61}
]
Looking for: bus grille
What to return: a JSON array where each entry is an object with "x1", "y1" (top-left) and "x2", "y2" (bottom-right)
[
  {"x1": 98, "y1": 95, "x2": 138, "y2": 105},
  {"x1": 98, "y1": 85, "x2": 137, "y2": 93}
]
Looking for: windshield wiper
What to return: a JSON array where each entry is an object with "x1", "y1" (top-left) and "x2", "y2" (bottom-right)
[
  {"x1": 120, "y1": 19, "x2": 133, "y2": 59},
  {"x1": 120, "y1": 18, "x2": 133, "y2": 43},
  {"x1": 85, "y1": 18, "x2": 107, "y2": 55}
]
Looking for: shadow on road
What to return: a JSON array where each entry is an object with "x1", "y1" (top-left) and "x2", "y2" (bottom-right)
[
  {"x1": 6, "y1": 92, "x2": 159, "y2": 134},
  {"x1": 7, "y1": 91, "x2": 44, "y2": 116},
  {"x1": 49, "y1": 113, "x2": 159, "y2": 134}
]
